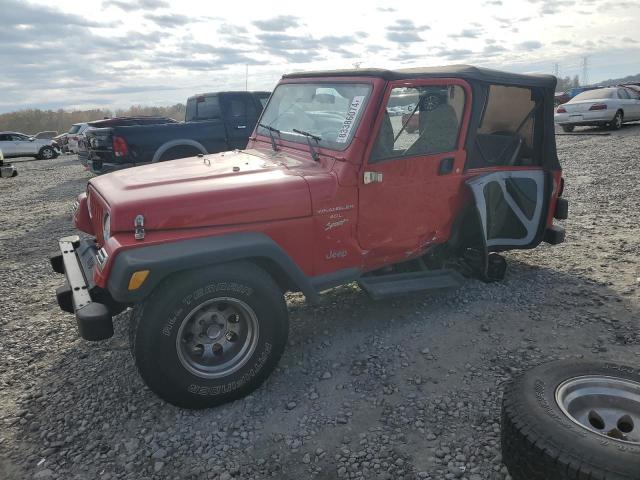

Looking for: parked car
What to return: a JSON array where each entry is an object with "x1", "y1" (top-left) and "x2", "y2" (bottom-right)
[
  {"x1": 622, "y1": 82, "x2": 640, "y2": 94},
  {"x1": 34, "y1": 130, "x2": 59, "y2": 140},
  {"x1": 0, "y1": 131, "x2": 58, "y2": 159},
  {"x1": 77, "y1": 116, "x2": 179, "y2": 168},
  {"x1": 51, "y1": 65, "x2": 567, "y2": 408},
  {"x1": 554, "y1": 86, "x2": 602, "y2": 106},
  {"x1": 53, "y1": 132, "x2": 69, "y2": 152},
  {"x1": 66, "y1": 123, "x2": 90, "y2": 153},
  {"x1": 555, "y1": 86, "x2": 640, "y2": 132},
  {"x1": 82, "y1": 91, "x2": 270, "y2": 174}
]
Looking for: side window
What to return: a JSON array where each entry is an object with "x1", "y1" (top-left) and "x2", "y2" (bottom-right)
[
  {"x1": 11, "y1": 134, "x2": 27, "y2": 141},
  {"x1": 627, "y1": 88, "x2": 640, "y2": 100},
  {"x1": 617, "y1": 88, "x2": 630, "y2": 100},
  {"x1": 185, "y1": 99, "x2": 197, "y2": 121},
  {"x1": 229, "y1": 98, "x2": 256, "y2": 118},
  {"x1": 0, "y1": 134, "x2": 9, "y2": 141},
  {"x1": 370, "y1": 85, "x2": 465, "y2": 163},
  {"x1": 196, "y1": 95, "x2": 221, "y2": 120}
]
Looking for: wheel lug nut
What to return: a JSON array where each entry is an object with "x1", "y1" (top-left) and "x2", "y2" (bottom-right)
[
  {"x1": 228, "y1": 313, "x2": 240, "y2": 323},
  {"x1": 212, "y1": 343, "x2": 223, "y2": 354},
  {"x1": 225, "y1": 331, "x2": 237, "y2": 342}
]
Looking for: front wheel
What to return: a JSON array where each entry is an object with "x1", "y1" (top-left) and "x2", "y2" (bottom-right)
[
  {"x1": 561, "y1": 125, "x2": 575, "y2": 132},
  {"x1": 38, "y1": 146, "x2": 56, "y2": 160},
  {"x1": 129, "y1": 262, "x2": 289, "y2": 408}
]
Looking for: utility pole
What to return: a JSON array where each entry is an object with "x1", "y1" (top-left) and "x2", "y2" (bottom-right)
[{"x1": 581, "y1": 57, "x2": 589, "y2": 86}]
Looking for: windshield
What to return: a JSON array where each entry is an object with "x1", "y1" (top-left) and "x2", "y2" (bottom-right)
[
  {"x1": 68, "y1": 125, "x2": 81, "y2": 134},
  {"x1": 572, "y1": 89, "x2": 615, "y2": 101},
  {"x1": 257, "y1": 82, "x2": 372, "y2": 151}
]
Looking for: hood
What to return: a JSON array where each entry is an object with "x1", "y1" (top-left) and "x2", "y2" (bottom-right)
[{"x1": 89, "y1": 149, "x2": 312, "y2": 232}]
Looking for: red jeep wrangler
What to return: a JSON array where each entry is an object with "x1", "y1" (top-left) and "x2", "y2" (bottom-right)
[{"x1": 52, "y1": 66, "x2": 568, "y2": 408}]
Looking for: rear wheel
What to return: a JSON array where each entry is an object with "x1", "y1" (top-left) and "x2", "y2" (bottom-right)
[
  {"x1": 129, "y1": 262, "x2": 289, "y2": 408},
  {"x1": 561, "y1": 125, "x2": 575, "y2": 133},
  {"x1": 38, "y1": 146, "x2": 56, "y2": 160},
  {"x1": 610, "y1": 110, "x2": 623, "y2": 130}
]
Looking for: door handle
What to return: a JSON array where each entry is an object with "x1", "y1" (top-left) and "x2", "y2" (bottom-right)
[
  {"x1": 236, "y1": 125, "x2": 247, "y2": 129},
  {"x1": 438, "y1": 157, "x2": 454, "y2": 175}
]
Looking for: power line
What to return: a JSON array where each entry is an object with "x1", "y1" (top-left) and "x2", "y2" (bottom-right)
[{"x1": 581, "y1": 57, "x2": 589, "y2": 86}]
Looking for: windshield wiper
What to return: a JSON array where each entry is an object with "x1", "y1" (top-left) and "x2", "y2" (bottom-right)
[
  {"x1": 258, "y1": 123, "x2": 280, "y2": 152},
  {"x1": 292, "y1": 128, "x2": 321, "y2": 162}
]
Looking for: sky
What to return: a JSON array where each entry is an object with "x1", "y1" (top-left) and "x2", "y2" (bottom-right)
[{"x1": 1, "y1": 0, "x2": 639, "y2": 114}]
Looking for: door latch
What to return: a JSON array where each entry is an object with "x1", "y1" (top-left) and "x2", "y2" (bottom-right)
[{"x1": 363, "y1": 171, "x2": 383, "y2": 184}]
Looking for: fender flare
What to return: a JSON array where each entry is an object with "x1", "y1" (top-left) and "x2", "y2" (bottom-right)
[
  {"x1": 107, "y1": 232, "x2": 320, "y2": 305},
  {"x1": 151, "y1": 139, "x2": 208, "y2": 163}
]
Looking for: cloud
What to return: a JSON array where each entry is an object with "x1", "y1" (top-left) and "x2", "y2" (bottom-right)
[
  {"x1": 449, "y1": 28, "x2": 483, "y2": 39},
  {"x1": 387, "y1": 31, "x2": 422, "y2": 43},
  {"x1": 440, "y1": 48, "x2": 474, "y2": 60},
  {"x1": 253, "y1": 15, "x2": 300, "y2": 31},
  {"x1": 377, "y1": 7, "x2": 396, "y2": 12},
  {"x1": 484, "y1": 44, "x2": 507, "y2": 54},
  {"x1": 218, "y1": 24, "x2": 248, "y2": 35},
  {"x1": 518, "y1": 40, "x2": 543, "y2": 50},
  {"x1": 385, "y1": 19, "x2": 430, "y2": 43},
  {"x1": 108, "y1": 0, "x2": 169, "y2": 11},
  {"x1": 145, "y1": 13, "x2": 200, "y2": 28}
]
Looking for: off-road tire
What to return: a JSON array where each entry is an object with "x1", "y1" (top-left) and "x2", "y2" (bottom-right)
[
  {"x1": 129, "y1": 261, "x2": 289, "y2": 409},
  {"x1": 610, "y1": 110, "x2": 623, "y2": 130},
  {"x1": 501, "y1": 359, "x2": 640, "y2": 480},
  {"x1": 561, "y1": 125, "x2": 575, "y2": 133},
  {"x1": 38, "y1": 146, "x2": 56, "y2": 160}
]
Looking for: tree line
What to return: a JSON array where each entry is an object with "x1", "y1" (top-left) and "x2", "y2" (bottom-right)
[{"x1": 0, "y1": 104, "x2": 186, "y2": 135}]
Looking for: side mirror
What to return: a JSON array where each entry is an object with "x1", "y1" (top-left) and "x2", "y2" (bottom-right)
[{"x1": 29, "y1": 137, "x2": 35, "y2": 141}]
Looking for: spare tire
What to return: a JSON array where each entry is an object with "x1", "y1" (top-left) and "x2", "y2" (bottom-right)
[{"x1": 501, "y1": 359, "x2": 640, "y2": 480}]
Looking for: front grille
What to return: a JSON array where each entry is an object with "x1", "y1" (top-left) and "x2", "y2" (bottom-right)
[{"x1": 87, "y1": 186, "x2": 106, "y2": 245}]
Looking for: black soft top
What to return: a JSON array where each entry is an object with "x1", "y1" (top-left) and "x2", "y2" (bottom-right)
[{"x1": 283, "y1": 65, "x2": 556, "y2": 89}]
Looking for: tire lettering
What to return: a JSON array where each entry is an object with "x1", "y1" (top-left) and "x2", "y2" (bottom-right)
[{"x1": 187, "y1": 342, "x2": 272, "y2": 396}]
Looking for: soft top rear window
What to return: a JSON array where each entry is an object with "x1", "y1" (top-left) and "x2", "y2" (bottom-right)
[{"x1": 468, "y1": 84, "x2": 542, "y2": 169}]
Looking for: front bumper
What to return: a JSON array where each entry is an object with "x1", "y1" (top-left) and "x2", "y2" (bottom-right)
[{"x1": 51, "y1": 236, "x2": 115, "y2": 341}]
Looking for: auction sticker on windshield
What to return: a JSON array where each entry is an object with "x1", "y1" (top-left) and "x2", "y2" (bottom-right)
[{"x1": 336, "y1": 96, "x2": 365, "y2": 143}]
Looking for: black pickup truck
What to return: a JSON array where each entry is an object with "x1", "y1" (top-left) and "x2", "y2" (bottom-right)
[{"x1": 82, "y1": 91, "x2": 270, "y2": 174}]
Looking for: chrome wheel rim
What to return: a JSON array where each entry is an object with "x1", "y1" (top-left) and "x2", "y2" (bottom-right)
[
  {"x1": 616, "y1": 114, "x2": 622, "y2": 128},
  {"x1": 43, "y1": 149, "x2": 53, "y2": 159},
  {"x1": 555, "y1": 375, "x2": 640, "y2": 444},
  {"x1": 176, "y1": 297, "x2": 259, "y2": 379}
]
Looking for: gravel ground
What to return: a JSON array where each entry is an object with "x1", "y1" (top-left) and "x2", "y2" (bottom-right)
[{"x1": 1, "y1": 125, "x2": 639, "y2": 480}]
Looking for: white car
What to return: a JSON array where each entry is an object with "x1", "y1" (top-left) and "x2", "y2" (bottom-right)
[
  {"x1": 66, "y1": 123, "x2": 90, "y2": 153},
  {"x1": 555, "y1": 86, "x2": 640, "y2": 132},
  {"x1": 0, "y1": 131, "x2": 58, "y2": 160}
]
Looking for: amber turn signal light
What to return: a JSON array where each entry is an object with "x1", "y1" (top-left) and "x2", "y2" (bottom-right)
[{"x1": 128, "y1": 270, "x2": 150, "y2": 291}]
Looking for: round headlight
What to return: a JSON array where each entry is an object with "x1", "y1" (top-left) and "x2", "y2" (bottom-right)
[{"x1": 103, "y1": 213, "x2": 110, "y2": 241}]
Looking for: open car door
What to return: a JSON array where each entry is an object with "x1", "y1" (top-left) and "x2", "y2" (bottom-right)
[{"x1": 467, "y1": 170, "x2": 548, "y2": 251}]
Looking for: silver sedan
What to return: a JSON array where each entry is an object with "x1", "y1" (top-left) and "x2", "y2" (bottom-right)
[{"x1": 554, "y1": 86, "x2": 640, "y2": 132}]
